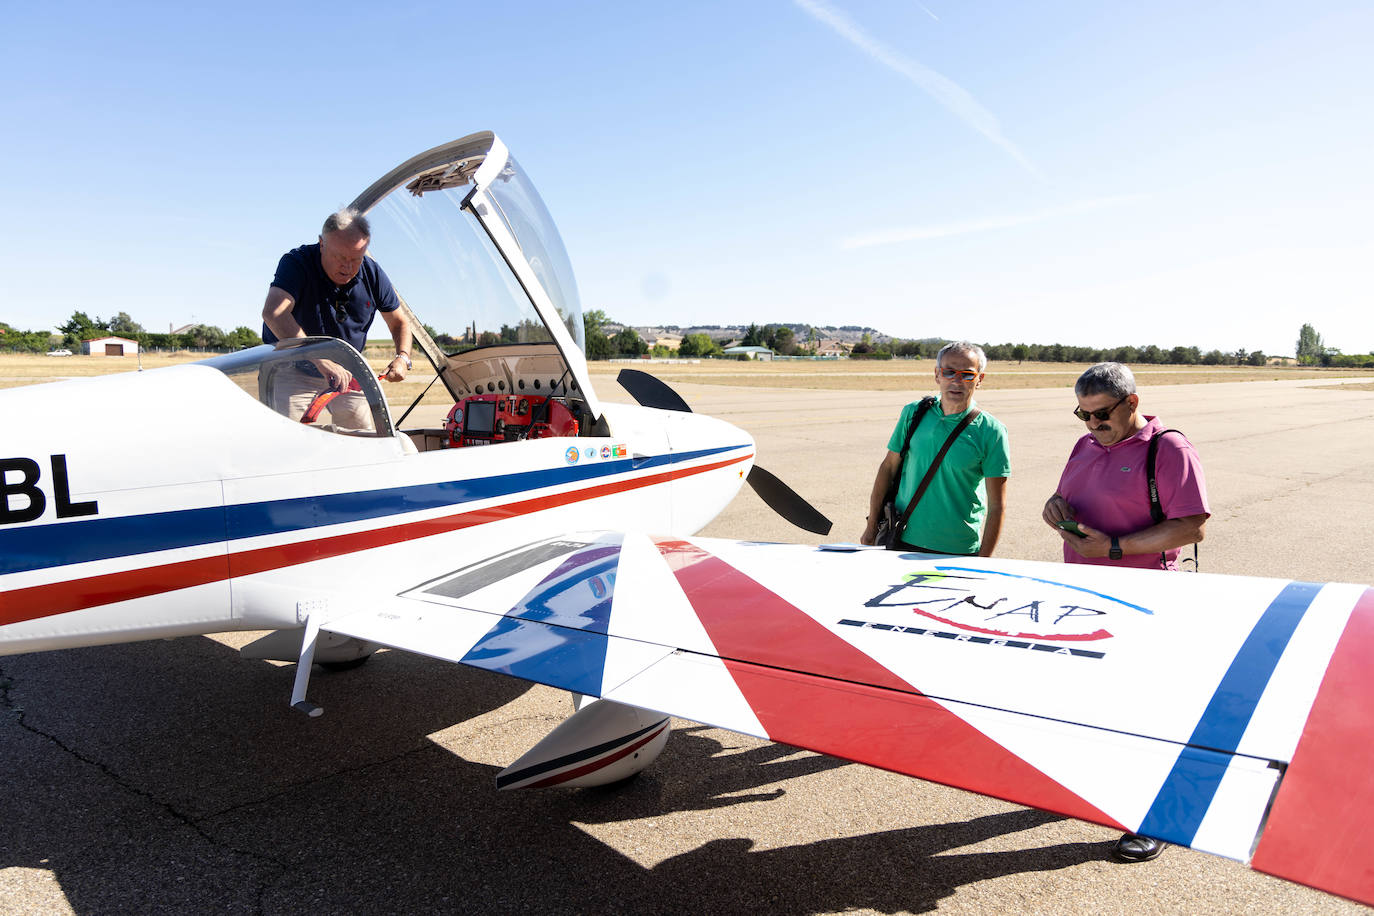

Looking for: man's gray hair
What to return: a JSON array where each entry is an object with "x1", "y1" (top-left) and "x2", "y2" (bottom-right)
[
  {"x1": 1076, "y1": 362, "x2": 1136, "y2": 399},
  {"x1": 322, "y1": 208, "x2": 371, "y2": 239},
  {"x1": 936, "y1": 341, "x2": 987, "y2": 371}
]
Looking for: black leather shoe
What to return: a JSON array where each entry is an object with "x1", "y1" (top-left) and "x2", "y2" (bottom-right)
[{"x1": 1111, "y1": 833, "x2": 1166, "y2": 862}]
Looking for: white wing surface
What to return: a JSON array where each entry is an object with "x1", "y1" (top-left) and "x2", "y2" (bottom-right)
[{"x1": 314, "y1": 533, "x2": 1374, "y2": 904}]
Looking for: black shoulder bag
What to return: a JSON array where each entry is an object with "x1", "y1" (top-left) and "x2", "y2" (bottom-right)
[
  {"x1": 875, "y1": 399, "x2": 981, "y2": 549},
  {"x1": 1147, "y1": 428, "x2": 1199, "y2": 571}
]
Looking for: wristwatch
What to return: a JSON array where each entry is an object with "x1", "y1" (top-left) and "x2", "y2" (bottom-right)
[
  {"x1": 1109, "y1": 535, "x2": 1123, "y2": 560},
  {"x1": 393, "y1": 351, "x2": 412, "y2": 370}
]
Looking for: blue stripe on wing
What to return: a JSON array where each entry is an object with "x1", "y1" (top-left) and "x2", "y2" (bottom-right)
[
  {"x1": 460, "y1": 538, "x2": 623, "y2": 697},
  {"x1": 1138, "y1": 580, "x2": 1322, "y2": 843}
]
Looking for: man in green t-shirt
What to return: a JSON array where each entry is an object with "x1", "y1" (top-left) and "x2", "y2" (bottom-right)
[{"x1": 860, "y1": 341, "x2": 1011, "y2": 555}]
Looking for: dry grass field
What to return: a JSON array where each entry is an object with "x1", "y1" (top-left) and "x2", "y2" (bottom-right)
[
  {"x1": 5, "y1": 350, "x2": 1371, "y2": 398},
  {"x1": 586, "y1": 357, "x2": 1374, "y2": 392},
  {"x1": 0, "y1": 351, "x2": 211, "y2": 386}
]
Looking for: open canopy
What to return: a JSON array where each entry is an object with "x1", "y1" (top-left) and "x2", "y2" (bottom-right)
[{"x1": 350, "y1": 133, "x2": 600, "y2": 419}]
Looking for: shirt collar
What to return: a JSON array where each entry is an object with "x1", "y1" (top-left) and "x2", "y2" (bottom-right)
[{"x1": 935, "y1": 398, "x2": 978, "y2": 419}]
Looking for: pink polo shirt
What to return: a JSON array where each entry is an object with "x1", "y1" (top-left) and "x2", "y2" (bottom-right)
[{"x1": 1056, "y1": 416, "x2": 1209, "y2": 570}]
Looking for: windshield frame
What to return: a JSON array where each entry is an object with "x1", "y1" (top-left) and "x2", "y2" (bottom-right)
[{"x1": 198, "y1": 338, "x2": 395, "y2": 437}]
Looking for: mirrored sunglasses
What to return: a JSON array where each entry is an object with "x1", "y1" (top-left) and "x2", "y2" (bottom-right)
[{"x1": 1072, "y1": 394, "x2": 1128, "y2": 422}]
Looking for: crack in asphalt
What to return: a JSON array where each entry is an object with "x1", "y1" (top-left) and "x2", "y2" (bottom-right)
[
  {"x1": 0, "y1": 663, "x2": 290, "y2": 914},
  {"x1": 1, "y1": 656, "x2": 533, "y2": 913},
  {"x1": 194, "y1": 738, "x2": 440, "y2": 826}
]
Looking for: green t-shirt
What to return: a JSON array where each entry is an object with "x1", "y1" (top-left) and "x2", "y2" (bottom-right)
[{"x1": 886, "y1": 398, "x2": 1012, "y2": 554}]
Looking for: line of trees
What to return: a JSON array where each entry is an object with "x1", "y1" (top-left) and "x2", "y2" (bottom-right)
[
  {"x1": 1291, "y1": 323, "x2": 1372, "y2": 367},
  {"x1": 423, "y1": 318, "x2": 554, "y2": 352},
  {"x1": 584, "y1": 310, "x2": 654, "y2": 359},
  {"x1": 847, "y1": 334, "x2": 1270, "y2": 365},
  {"x1": 0, "y1": 322, "x2": 57, "y2": 353},
  {"x1": 861, "y1": 339, "x2": 1277, "y2": 365},
  {"x1": 982, "y1": 342, "x2": 1269, "y2": 366},
  {"x1": 573, "y1": 311, "x2": 1288, "y2": 365},
  {"x1": 464, "y1": 316, "x2": 1373, "y2": 368},
  {"x1": 579, "y1": 317, "x2": 811, "y2": 360},
  {"x1": 12, "y1": 311, "x2": 1371, "y2": 370},
  {"x1": 0, "y1": 312, "x2": 262, "y2": 353}
]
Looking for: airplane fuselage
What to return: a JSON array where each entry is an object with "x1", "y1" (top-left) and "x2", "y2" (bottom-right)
[{"x1": 0, "y1": 362, "x2": 754, "y2": 654}]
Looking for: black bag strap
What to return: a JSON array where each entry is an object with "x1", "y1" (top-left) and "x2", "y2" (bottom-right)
[
  {"x1": 882, "y1": 397, "x2": 935, "y2": 506},
  {"x1": 1147, "y1": 428, "x2": 1198, "y2": 571},
  {"x1": 895, "y1": 406, "x2": 982, "y2": 545},
  {"x1": 899, "y1": 397, "x2": 936, "y2": 460}
]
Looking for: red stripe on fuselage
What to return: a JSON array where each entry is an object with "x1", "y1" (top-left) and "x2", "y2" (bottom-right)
[
  {"x1": 653, "y1": 538, "x2": 1120, "y2": 828},
  {"x1": 0, "y1": 454, "x2": 749, "y2": 627},
  {"x1": 1251, "y1": 587, "x2": 1374, "y2": 905},
  {"x1": 0, "y1": 555, "x2": 231, "y2": 627}
]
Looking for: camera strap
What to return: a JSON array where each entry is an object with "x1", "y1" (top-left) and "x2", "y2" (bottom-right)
[{"x1": 1147, "y1": 428, "x2": 1199, "y2": 571}]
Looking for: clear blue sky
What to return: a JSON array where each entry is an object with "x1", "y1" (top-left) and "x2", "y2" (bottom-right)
[{"x1": 2, "y1": 1, "x2": 1370, "y2": 357}]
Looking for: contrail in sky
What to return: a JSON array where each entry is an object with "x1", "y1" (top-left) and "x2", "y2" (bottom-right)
[
  {"x1": 841, "y1": 195, "x2": 1147, "y2": 250},
  {"x1": 793, "y1": 0, "x2": 1041, "y2": 179}
]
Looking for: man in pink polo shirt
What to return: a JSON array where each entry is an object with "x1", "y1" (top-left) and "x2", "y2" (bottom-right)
[
  {"x1": 1043, "y1": 362, "x2": 1209, "y2": 571},
  {"x1": 1042, "y1": 361, "x2": 1209, "y2": 863}
]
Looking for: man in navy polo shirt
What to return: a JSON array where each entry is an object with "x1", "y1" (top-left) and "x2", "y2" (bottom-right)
[{"x1": 262, "y1": 209, "x2": 412, "y2": 428}]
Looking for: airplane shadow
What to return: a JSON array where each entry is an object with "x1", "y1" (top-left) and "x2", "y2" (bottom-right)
[{"x1": 0, "y1": 637, "x2": 1104, "y2": 914}]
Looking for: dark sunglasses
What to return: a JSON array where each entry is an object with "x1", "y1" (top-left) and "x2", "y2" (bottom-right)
[
  {"x1": 1072, "y1": 394, "x2": 1129, "y2": 422},
  {"x1": 936, "y1": 368, "x2": 979, "y2": 381}
]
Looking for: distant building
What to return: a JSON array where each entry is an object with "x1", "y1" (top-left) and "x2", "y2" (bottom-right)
[
  {"x1": 815, "y1": 339, "x2": 849, "y2": 358},
  {"x1": 721, "y1": 345, "x2": 774, "y2": 361},
  {"x1": 84, "y1": 336, "x2": 139, "y2": 357}
]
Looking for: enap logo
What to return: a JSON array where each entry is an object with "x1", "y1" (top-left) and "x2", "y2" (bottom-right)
[
  {"x1": 565, "y1": 446, "x2": 580, "y2": 465},
  {"x1": 846, "y1": 567, "x2": 1157, "y2": 659}
]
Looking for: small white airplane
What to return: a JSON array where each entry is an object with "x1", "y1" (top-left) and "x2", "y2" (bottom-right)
[{"x1": 2, "y1": 132, "x2": 1371, "y2": 906}]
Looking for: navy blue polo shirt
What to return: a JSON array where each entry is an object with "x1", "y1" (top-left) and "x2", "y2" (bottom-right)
[{"x1": 262, "y1": 242, "x2": 400, "y2": 353}]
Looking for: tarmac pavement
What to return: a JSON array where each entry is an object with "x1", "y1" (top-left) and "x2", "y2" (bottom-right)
[{"x1": 2, "y1": 376, "x2": 1372, "y2": 914}]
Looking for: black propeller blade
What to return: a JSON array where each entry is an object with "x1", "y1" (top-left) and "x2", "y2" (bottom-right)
[
  {"x1": 745, "y1": 465, "x2": 833, "y2": 536},
  {"x1": 616, "y1": 368, "x2": 833, "y2": 536},
  {"x1": 615, "y1": 368, "x2": 693, "y2": 413}
]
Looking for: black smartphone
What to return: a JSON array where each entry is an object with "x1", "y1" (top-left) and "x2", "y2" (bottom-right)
[{"x1": 1057, "y1": 519, "x2": 1087, "y2": 538}]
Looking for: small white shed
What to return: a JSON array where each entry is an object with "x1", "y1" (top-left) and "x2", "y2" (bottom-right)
[{"x1": 84, "y1": 336, "x2": 139, "y2": 357}]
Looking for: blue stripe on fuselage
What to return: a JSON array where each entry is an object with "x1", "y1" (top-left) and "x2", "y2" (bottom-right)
[{"x1": 0, "y1": 444, "x2": 744, "y2": 575}]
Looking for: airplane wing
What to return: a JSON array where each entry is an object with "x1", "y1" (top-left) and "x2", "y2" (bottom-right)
[{"x1": 307, "y1": 532, "x2": 1374, "y2": 905}]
